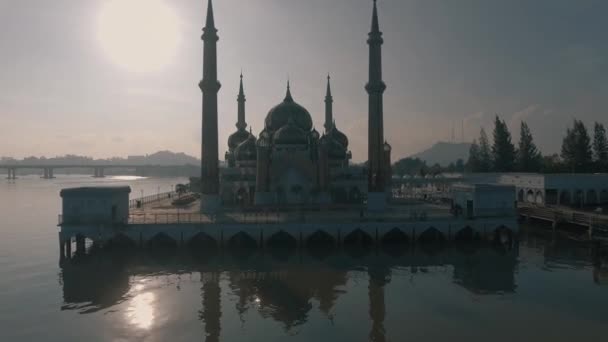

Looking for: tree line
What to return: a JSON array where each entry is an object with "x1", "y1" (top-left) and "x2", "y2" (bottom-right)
[{"x1": 468, "y1": 117, "x2": 608, "y2": 173}]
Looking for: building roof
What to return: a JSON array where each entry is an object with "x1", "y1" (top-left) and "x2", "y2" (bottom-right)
[{"x1": 60, "y1": 186, "x2": 131, "y2": 197}]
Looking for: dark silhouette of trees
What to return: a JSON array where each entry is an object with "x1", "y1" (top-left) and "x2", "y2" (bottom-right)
[
  {"x1": 561, "y1": 120, "x2": 593, "y2": 173},
  {"x1": 540, "y1": 154, "x2": 566, "y2": 173},
  {"x1": 516, "y1": 121, "x2": 542, "y2": 172},
  {"x1": 491, "y1": 116, "x2": 516, "y2": 172},
  {"x1": 394, "y1": 118, "x2": 606, "y2": 175},
  {"x1": 467, "y1": 140, "x2": 480, "y2": 172},
  {"x1": 593, "y1": 122, "x2": 608, "y2": 172},
  {"x1": 392, "y1": 157, "x2": 427, "y2": 177},
  {"x1": 479, "y1": 128, "x2": 492, "y2": 172}
]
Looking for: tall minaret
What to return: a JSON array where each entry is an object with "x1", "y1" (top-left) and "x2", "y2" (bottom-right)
[
  {"x1": 236, "y1": 72, "x2": 247, "y2": 131},
  {"x1": 200, "y1": 0, "x2": 221, "y2": 212},
  {"x1": 366, "y1": 0, "x2": 387, "y2": 198},
  {"x1": 324, "y1": 75, "x2": 333, "y2": 133}
]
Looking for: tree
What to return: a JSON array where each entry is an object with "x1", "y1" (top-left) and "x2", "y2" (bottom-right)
[
  {"x1": 541, "y1": 154, "x2": 566, "y2": 173},
  {"x1": 467, "y1": 140, "x2": 481, "y2": 172},
  {"x1": 593, "y1": 122, "x2": 608, "y2": 172},
  {"x1": 392, "y1": 157, "x2": 427, "y2": 177},
  {"x1": 492, "y1": 116, "x2": 516, "y2": 172},
  {"x1": 478, "y1": 128, "x2": 492, "y2": 172},
  {"x1": 516, "y1": 121, "x2": 542, "y2": 172},
  {"x1": 561, "y1": 120, "x2": 593, "y2": 173}
]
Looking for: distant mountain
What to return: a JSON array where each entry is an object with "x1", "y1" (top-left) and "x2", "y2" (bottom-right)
[
  {"x1": 128, "y1": 151, "x2": 199, "y2": 166},
  {"x1": 409, "y1": 142, "x2": 471, "y2": 166}
]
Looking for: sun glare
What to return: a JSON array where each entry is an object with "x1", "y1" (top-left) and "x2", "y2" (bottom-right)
[{"x1": 97, "y1": 0, "x2": 180, "y2": 72}]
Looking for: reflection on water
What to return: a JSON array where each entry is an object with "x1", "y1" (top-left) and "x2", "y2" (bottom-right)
[
  {"x1": 109, "y1": 176, "x2": 148, "y2": 181},
  {"x1": 127, "y1": 291, "x2": 155, "y2": 330},
  {"x1": 4, "y1": 178, "x2": 607, "y2": 340},
  {"x1": 59, "y1": 243, "x2": 521, "y2": 339}
]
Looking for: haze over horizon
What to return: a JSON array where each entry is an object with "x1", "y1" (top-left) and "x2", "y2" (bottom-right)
[{"x1": 1, "y1": 0, "x2": 607, "y2": 162}]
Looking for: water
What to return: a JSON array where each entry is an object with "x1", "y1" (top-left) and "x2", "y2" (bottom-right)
[{"x1": 1, "y1": 176, "x2": 607, "y2": 341}]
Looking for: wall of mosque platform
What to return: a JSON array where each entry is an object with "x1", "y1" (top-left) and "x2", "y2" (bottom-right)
[{"x1": 58, "y1": 216, "x2": 518, "y2": 252}]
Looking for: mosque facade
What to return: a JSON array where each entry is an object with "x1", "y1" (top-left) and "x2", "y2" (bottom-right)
[{"x1": 200, "y1": 0, "x2": 391, "y2": 210}]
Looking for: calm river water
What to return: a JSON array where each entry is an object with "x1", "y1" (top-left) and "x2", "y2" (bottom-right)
[{"x1": 1, "y1": 176, "x2": 607, "y2": 342}]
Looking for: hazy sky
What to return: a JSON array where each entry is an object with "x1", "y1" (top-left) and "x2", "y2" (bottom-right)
[{"x1": 1, "y1": 0, "x2": 607, "y2": 161}]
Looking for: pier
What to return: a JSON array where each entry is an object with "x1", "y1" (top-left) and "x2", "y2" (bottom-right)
[
  {"x1": 519, "y1": 203, "x2": 608, "y2": 241},
  {"x1": 58, "y1": 205, "x2": 517, "y2": 260}
]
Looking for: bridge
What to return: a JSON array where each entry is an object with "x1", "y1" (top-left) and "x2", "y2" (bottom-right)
[{"x1": 0, "y1": 164, "x2": 199, "y2": 179}]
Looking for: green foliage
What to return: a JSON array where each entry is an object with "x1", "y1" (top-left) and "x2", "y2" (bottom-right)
[
  {"x1": 492, "y1": 116, "x2": 516, "y2": 172},
  {"x1": 593, "y1": 122, "x2": 608, "y2": 171},
  {"x1": 561, "y1": 120, "x2": 593, "y2": 172},
  {"x1": 467, "y1": 140, "x2": 480, "y2": 172},
  {"x1": 466, "y1": 128, "x2": 493, "y2": 172},
  {"x1": 517, "y1": 121, "x2": 542, "y2": 172},
  {"x1": 478, "y1": 128, "x2": 493, "y2": 172},
  {"x1": 392, "y1": 157, "x2": 428, "y2": 177},
  {"x1": 540, "y1": 154, "x2": 567, "y2": 173}
]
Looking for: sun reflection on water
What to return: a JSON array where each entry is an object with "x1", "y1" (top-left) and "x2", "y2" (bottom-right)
[{"x1": 126, "y1": 291, "x2": 156, "y2": 330}]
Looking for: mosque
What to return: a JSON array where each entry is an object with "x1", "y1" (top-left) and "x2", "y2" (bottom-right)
[{"x1": 199, "y1": 0, "x2": 391, "y2": 211}]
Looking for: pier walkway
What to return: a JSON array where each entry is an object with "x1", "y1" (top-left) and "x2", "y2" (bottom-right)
[{"x1": 519, "y1": 204, "x2": 608, "y2": 241}]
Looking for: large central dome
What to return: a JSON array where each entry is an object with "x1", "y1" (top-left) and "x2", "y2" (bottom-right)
[{"x1": 264, "y1": 84, "x2": 313, "y2": 133}]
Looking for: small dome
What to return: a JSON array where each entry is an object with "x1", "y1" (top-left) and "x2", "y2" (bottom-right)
[
  {"x1": 235, "y1": 134, "x2": 257, "y2": 161},
  {"x1": 326, "y1": 137, "x2": 347, "y2": 159},
  {"x1": 273, "y1": 118, "x2": 308, "y2": 145},
  {"x1": 311, "y1": 128, "x2": 320, "y2": 140},
  {"x1": 228, "y1": 128, "x2": 250, "y2": 150},
  {"x1": 327, "y1": 123, "x2": 349, "y2": 149},
  {"x1": 264, "y1": 84, "x2": 313, "y2": 133}
]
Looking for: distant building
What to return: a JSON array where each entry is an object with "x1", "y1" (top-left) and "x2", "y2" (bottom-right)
[{"x1": 499, "y1": 174, "x2": 608, "y2": 207}]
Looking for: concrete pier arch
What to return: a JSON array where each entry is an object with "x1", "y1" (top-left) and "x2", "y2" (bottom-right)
[
  {"x1": 147, "y1": 233, "x2": 178, "y2": 249},
  {"x1": 105, "y1": 233, "x2": 137, "y2": 250},
  {"x1": 381, "y1": 228, "x2": 409, "y2": 257},
  {"x1": 228, "y1": 231, "x2": 257, "y2": 249},
  {"x1": 454, "y1": 226, "x2": 477, "y2": 242},
  {"x1": 188, "y1": 232, "x2": 218, "y2": 250},
  {"x1": 267, "y1": 230, "x2": 297, "y2": 249},
  {"x1": 418, "y1": 227, "x2": 446, "y2": 243},
  {"x1": 343, "y1": 229, "x2": 373, "y2": 258}
]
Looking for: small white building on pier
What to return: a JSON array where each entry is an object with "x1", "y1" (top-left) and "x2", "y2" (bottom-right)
[
  {"x1": 452, "y1": 184, "x2": 516, "y2": 219},
  {"x1": 60, "y1": 186, "x2": 131, "y2": 225}
]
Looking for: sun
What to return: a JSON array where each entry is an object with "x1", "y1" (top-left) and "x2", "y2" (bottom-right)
[{"x1": 97, "y1": 0, "x2": 181, "y2": 73}]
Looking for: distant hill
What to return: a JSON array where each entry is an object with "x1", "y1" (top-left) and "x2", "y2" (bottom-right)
[
  {"x1": 409, "y1": 142, "x2": 471, "y2": 166},
  {"x1": 129, "y1": 151, "x2": 199, "y2": 166}
]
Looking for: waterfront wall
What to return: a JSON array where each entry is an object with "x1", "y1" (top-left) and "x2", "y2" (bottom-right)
[{"x1": 59, "y1": 217, "x2": 518, "y2": 253}]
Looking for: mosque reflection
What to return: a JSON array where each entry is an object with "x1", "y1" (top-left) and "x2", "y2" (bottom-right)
[{"x1": 59, "y1": 242, "x2": 526, "y2": 340}]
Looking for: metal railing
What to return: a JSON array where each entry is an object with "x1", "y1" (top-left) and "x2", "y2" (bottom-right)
[
  {"x1": 129, "y1": 191, "x2": 178, "y2": 209},
  {"x1": 127, "y1": 208, "x2": 455, "y2": 225}
]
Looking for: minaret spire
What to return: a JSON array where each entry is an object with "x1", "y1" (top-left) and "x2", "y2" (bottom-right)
[
  {"x1": 324, "y1": 74, "x2": 334, "y2": 133},
  {"x1": 285, "y1": 79, "x2": 294, "y2": 102},
  {"x1": 236, "y1": 72, "x2": 247, "y2": 131},
  {"x1": 205, "y1": 0, "x2": 215, "y2": 29},
  {"x1": 371, "y1": 0, "x2": 380, "y2": 33},
  {"x1": 366, "y1": 0, "x2": 389, "y2": 203},
  {"x1": 200, "y1": 0, "x2": 221, "y2": 212}
]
